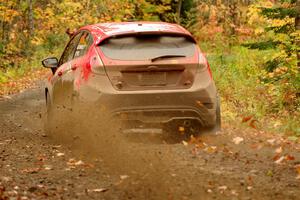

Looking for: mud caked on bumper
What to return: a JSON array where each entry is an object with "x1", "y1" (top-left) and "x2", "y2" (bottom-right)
[{"x1": 75, "y1": 74, "x2": 217, "y2": 128}]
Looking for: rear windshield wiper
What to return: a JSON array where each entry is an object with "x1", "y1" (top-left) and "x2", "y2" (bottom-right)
[{"x1": 150, "y1": 55, "x2": 186, "y2": 62}]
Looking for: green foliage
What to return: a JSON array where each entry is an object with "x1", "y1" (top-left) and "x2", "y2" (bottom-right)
[
  {"x1": 260, "y1": 7, "x2": 297, "y2": 19},
  {"x1": 204, "y1": 43, "x2": 299, "y2": 135},
  {"x1": 242, "y1": 40, "x2": 279, "y2": 50},
  {"x1": 244, "y1": 0, "x2": 299, "y2": 115},
  {"x1": 43, "y1": 34, "x2": 68, "y2": 52}
]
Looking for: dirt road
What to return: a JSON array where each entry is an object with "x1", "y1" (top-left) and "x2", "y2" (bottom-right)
[{"x1": 1, "y1": 83, "x2": 300, "y2": 200}]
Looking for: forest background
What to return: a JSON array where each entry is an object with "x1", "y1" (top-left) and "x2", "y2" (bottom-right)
[{"x1": 0, "y1": 0, "x2": 299, "y2": 136}]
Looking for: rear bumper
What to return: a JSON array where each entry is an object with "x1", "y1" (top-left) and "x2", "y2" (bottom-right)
[
  {"x1": 112, "y1": 107, "x2": 215, "y2": 127},
  {"x1": 75, "y1": 73, "x2": 218, "y2": 127}
]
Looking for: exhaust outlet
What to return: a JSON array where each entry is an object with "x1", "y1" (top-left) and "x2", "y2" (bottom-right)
[{"x1": 183, "y1": 120, "x2": 192, "y2": 127}]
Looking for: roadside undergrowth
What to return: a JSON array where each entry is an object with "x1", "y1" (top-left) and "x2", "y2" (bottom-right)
[
  {"x1": 201, "y1": 40, "x2": 300, "y2": 137},
  {"x1": 0, "y1": 68, "x2": 48, "y2": 97},
  {"x1": 0, "y1": 41, "x2": 64, "y2": 96}
]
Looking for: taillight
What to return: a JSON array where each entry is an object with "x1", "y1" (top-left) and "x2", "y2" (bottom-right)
[
  {"x1": 198, "y1": 52, "x2": 212, "y2": 79},
  {"x1": 90, "y1": 54, "x2": 106, "y2": 75}
]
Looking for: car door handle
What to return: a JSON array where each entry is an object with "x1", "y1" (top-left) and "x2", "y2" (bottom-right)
[
  {"x1": 71, "y1": 64, "x2": 78, "y2": 71},
  {"x1": 57, "y1": 71, "x2": 63, "y2": 77}
]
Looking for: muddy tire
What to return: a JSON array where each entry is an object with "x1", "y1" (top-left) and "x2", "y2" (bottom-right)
[
  {"x1": 210, "y1": 95, "x2": 221, "y2": 133},
  {"x1": 44, "y1": 92, "x2": 54, "y2": 135}
]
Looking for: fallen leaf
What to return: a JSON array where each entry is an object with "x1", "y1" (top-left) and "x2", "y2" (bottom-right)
[
  {"x1": 232, "y1": 137, "x2": 244, "y2": 145},
  {"x1": 74, "y1": 160, "x2": 84, "y2": 166},
  {"x1": 44, "y1": 165, "x2": 53, "y2": 170},
  {"x1": 204, "y1": 146, "x2": 217, "y2": 153},
  {"x1": 20, "y1": 168, "x2": 40, "y2": 174},
  {"x1": 295, "y1": 164, "x2": 300, "y2": 172},
  {"x1": 242, "y1": 116, "x2": 252, "y2": 123},
  {"x1": 67, "y1": 158, "x2": 76, "y2": 164},
  {"x1": 182, "y1": 141, "x2": 188, "y2": 146},
  {"x1": 274, "y1": 156, "x2": 285, "y2": 164},
  {"x1": 285, "y1": 155, "x2": 295, "y2": 161},
  {"x1": 178, "y1": 126, "x2": 185, "y2": 132},
  {"x1": 275, "y1": 146, "x2": 283, "y2": 154},
  {"x1": 56, "y1": 153, "x2": 65, "y2": 157},
  {"x1": 222, "y1": 146, "x2": 233, "y2": 154},
  {"x1": 120, "y1": 175, "x2": 129, "y2": 180},
  {"x1": 67, "y1": 158, "x2": 82, "y2": 166},
  {"x1": 249, "y1": 119, "x2": 258, "y2": 129},
  {"x1": 231, "y1": 190, "x2": 238, "y2": 196},
  {"x1": 294, "y1": 164, "x2": 300, "y2": 179},
  {"x1": 196, "y1": 101, "x2": 203, "y2": 107},
  {"x1": 247, "y1": 176, "x2": 253, "y2": 185},
  {"x1": 266, "y1": 139, "x2": 276, "y2": 145},
  {"x1": 90, "y1": 188, "x2": 108, "y2": 192},
  {"x1": 273, "y1": 154, "x2": 281, "y2": 161},
  {"x1": 218, "y1": 185, "x2": 227, "y2": 190},
  {"x1": 189, "y1": 135, "x2": 198, "y2": 144}
]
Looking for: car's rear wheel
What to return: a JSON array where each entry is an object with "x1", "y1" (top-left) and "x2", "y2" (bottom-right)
[
  {"x1": 45, "y1": 92, "x2": 54, "y2": 135},
  {"x1": 210, "y1": 95, "x2": 221, "y2": 133}
]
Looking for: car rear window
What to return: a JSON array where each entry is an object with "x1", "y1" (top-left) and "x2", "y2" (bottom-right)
[{"x1": 99, "y1": 35, "x2": 196, "y2": 61}]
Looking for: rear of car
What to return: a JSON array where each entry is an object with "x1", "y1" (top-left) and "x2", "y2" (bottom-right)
[
  {"x1": 89, "y1": 29, "x2": 219, "y2": 131},
  {"x1": 43, "y1": 22, "x2": 220, "y2": 136}
]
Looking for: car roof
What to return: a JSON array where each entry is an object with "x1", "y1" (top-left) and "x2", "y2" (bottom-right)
[{"x1": 79, "y1": 22, "x2": 195, "y2": 44}]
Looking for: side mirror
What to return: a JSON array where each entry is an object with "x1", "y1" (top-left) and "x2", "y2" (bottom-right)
[
  {"x1": 42, "y1": 57, "x2": 58, "y2": 68},
  {"x1": 42, "y1": 57, "x2": 58, "y2": 74}
]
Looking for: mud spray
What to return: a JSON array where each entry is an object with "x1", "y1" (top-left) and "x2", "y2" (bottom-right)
[{"x1": 44, "y1": 102, "x2": 182, "y2": 199}]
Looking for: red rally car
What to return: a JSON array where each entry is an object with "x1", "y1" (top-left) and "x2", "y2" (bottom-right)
[{"x1": 42, "y1": 22, "x2": 221, "y2": 134}]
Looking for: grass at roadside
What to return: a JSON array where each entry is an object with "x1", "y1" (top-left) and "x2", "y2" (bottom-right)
[
  {"x1": 0, "y1": 68, "x2": 48, "y2": 97},
  {"x1": 0, "y1": 48, "x2": 58, "y2": 96},
  {"x1": 0, "y1": 41, "x2": 64, "y2": 96},
  {"x1": 201, "y1": 41, "x2": 300, "y2": 137},
  {"x1": 0, "y1": 32, "x2": 67, "y2": 84}
]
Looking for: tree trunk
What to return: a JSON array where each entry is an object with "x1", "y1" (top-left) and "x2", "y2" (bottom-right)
[
  {"x1": 1, "y1": 0, "x2": 9, "y2": 43},
  {"x1": 177, "y1": 0, "x2": 183, "y2": 24},
  {"x1": 26, "y1": 0, "x2": 34, "y2": 57},
  {"x1": 28, "y1": 0, "x2": 34, "y2": 37},
  {"x1": 296, "y1": 0, "x2": 300, "y2": 68},
  {"x1": 228, "y1": 0, "x2": 238, "y2": 35}
]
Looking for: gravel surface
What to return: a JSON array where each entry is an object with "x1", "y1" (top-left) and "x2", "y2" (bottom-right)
[{"x1": 1, "y1": 83, "x2": 300, "y2": 200}]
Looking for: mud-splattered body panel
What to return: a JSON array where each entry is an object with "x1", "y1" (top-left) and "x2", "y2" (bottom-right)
[{"x1": 45, "y1": 22, "x2": 219, "y2": 130}]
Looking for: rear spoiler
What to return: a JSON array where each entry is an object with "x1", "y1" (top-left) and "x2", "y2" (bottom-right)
[{"x1": 96, "y1": 32, "x2": 197, "y2": 45}]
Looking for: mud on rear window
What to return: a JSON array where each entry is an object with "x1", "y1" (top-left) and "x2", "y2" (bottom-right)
[{"x1": 99, "y1": 35, "x2": 196, "y2": 61}]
